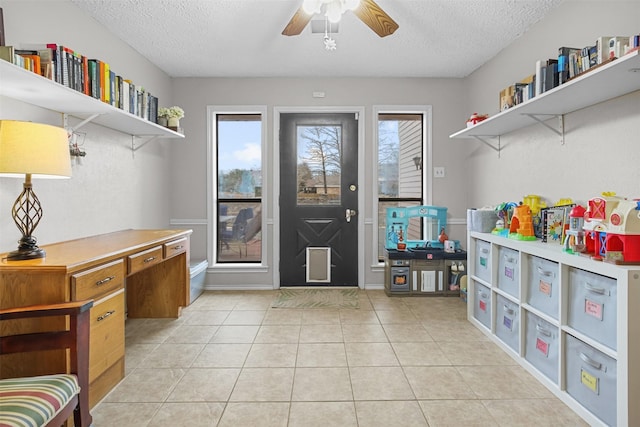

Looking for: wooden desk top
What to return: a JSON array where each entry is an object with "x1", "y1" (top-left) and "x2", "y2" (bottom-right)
[{"x1": 0, "y1": 229, "x2": 192, "y2": 273}]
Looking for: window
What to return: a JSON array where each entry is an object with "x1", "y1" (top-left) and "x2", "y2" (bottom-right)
[
  {"x1": 377, "y1": 112, "x2": 427, "y2": 261},
  {"x1": 297, "y1": 125, "x2": 342, "y2": 206},
  {"x1": 215, "y1": 113, "x2": 263, "y2": 263}
]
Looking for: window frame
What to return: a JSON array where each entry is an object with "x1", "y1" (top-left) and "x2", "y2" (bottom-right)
[
  {"x1": 207, "y1": 105, "x2": 267, "y2": 267},
  {"x1": 373, "y1": 105, "x2": 433, "y2": 264}
]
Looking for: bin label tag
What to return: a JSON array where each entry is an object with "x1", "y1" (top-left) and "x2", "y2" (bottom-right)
[
  {"x1": 539, "y1": 280, "x2": 552, "y2": 297},
  {"x1": 581, "y1": 369, "x2": 599, "y2": 394},
  {"x1": 504, "y1": 266, "x2": 514, "y2": 280},
  {"x1": 503, "y1": 316, "x2": 513, "y2": 331},
  {"x1": 536, "y1": 338, "x2": 549, "y2": 357},
  {"x1": 585, "y1": 299, "x2": 603, "y2": 321},
  {"x1": 479, "y1": 300, "x2": 487, "y2": 312}
]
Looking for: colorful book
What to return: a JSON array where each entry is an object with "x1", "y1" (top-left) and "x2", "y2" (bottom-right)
[
  {"x1": 88, "y1": 59, "x2": 101, "y2": 99},
  {"x1": 544, "y1": 59, "x2": 558, "y2": 91},
  {"x1": 0, "y1": 45, "x2": 14, "y2": 63},
  {"x1": 558, "y1": 47, "x2": 580, "y2": 84},
  {"x1": 46, "y1": 44, "x2": 62, "y2": 83},
  {"x1": 542, "y1": 207, "x2": 565, "y2": 243}
]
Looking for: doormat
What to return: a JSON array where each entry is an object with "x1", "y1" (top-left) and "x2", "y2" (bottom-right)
[{"x1": 271, "y1": 288, "x2": 360, "y2": 309}]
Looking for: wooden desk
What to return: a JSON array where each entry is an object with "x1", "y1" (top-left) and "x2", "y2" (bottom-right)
[{"x1": 0, "y1": 229, "x2": 192, "y2": 407}]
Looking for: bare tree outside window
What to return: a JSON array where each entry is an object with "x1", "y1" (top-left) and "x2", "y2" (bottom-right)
[{"x1": 297, "y1": 125, "x2": 342, "y2": 205}]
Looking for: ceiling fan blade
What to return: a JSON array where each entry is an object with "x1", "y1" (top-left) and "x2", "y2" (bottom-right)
[
  {"x1": 353, "y1": 0, "x2": 398, "y2": 37},
  {"x1": 282, "y1": 6, "x2": 313, "y2": 36}
]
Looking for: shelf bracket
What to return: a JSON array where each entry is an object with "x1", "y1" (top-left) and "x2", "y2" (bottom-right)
[
  {"x1": 63, "y1": 113, "x2": 101, "y2": 133},
  {"x1": 472, "y1": 135, "x2": 501, "y2": 158},
  {"x1": 132, "y1": 135, "x2": 160, "y2": 152},
  {"x1": 523, "y1": 113, "x2": 565, "y2": 144}
]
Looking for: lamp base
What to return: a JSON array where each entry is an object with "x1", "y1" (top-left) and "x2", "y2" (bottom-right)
[{"x1": 7, "y1": 236, "x2": 46, "y2": 260}]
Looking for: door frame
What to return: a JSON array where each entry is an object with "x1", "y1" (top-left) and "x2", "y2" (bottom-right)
[{"x1": 273, "y1": 106, "x2": 366, "y2": 289}]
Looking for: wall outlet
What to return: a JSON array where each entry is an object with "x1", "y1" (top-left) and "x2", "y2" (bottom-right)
[{"x1": 434, "y1": 167, "x2": 445, "y2": 178}]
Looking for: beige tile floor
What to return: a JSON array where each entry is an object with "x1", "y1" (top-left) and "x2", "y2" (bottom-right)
[{"x1": 91, "y1": 290, "x2": 588, "y2": 426}]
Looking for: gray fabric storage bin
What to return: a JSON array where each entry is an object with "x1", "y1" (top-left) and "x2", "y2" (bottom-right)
[
  {"x1": 524, "y1": 310, "x2": 559, "y2": 383},
  {"x1": 565, "y1": 334, "x2": 617, "y2": 426},
  {"x1": 473, "y1": 281, "x2": 492, "y2": 329},
  {"x1": 567, "y1": 267, "x2": 617, "y2": 351},
  {"x1": 474, "y1": 239, "x2": 492, "y2": 284},
  {"x1": 495, "y1": 294, "x2": 519, "y2": 353},
  {"x1": 525, "y1": 256, "x2": 559, "y2": 319},
  {"x1": 497, "y1": 246, "x2": 519, "y2": 299}
]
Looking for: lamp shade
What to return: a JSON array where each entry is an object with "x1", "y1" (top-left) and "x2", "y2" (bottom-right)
[{"x1": 0, "y1": 120, "x2": 71, "y2": 179}]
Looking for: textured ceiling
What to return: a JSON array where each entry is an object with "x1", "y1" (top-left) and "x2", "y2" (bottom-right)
[{"x1": 69, "y1": 0, "x2": 565, "y2": 78}]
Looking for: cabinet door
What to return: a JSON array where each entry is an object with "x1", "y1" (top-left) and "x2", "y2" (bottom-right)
[{"x1": 89, "y1": 289, "x2": 125, "y2": 384}]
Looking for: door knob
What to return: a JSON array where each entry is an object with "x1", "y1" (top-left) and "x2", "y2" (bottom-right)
[{"x1": 345, "y1": 209, "x2": 357, "y2": 222}]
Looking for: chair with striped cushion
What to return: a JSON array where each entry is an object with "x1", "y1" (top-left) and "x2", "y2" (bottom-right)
[{"x1": 0, "y1": 300, "x2": 93, "y2": 427}]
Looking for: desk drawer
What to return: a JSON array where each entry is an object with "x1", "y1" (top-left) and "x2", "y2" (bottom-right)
[
  {"x1": 128, "y1": 246, "x2": 163, "y2": 274},
  {"x1": 164, "y1": 237, "x2": 188, "y2": 258},
  {"x1": 72, "y1": 259, "x2": 125, "y2": 301},
  {"x1": 89, "y1": 289, "x2": 125, "y2": 383}
]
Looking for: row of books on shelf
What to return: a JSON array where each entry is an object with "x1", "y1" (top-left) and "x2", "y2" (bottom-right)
[
  {"x1": 499, "y1": 33, "x2": 640, "y2": 111},
  {"x1": 0, "y1": 43, "x2": 159, "y2": 123}
]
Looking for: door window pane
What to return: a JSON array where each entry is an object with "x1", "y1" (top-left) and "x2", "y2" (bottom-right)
[{"x1": 297, "y1": 125, "x2": 342, "y2": 206}]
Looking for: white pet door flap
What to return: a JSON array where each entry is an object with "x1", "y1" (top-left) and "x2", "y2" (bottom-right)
[{"x1": 306, "y1": 247, "x2": 331, "y2": 283}]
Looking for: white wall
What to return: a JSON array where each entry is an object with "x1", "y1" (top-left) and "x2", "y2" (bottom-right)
[
  {"x1": 169, "y1": 78, "x2": 468, "y2": 288},
  {"x1": 0, "y1": 0, "x2": 176, "y2": 252},
  {"x1": 464, "y1": 1, "x2": 640, "y2": 208}
]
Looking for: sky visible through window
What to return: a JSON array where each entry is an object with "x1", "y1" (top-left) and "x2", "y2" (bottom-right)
[{"x1": 218, "y1": 120, "x2": 261, "y2": 173}]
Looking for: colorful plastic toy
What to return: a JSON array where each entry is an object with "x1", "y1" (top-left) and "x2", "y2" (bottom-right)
[
  {"x1": 583, "y1": 192, "x2": 640, "y2": 263},
  {"x1": 563, "y1": 205, "x2": 587, "y2": 254},
  {"x1": 508, "y1": 204, "x2": 537, "y2": 241}
]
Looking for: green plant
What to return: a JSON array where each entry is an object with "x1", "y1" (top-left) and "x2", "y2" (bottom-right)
[{"x1": 158, "y1": 106, "x2": 184, "y2": 119}]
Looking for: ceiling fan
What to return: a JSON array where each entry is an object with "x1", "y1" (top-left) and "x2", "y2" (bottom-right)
[{"x1": 282, "y1": 0, "x2": 398, "y2": 38}]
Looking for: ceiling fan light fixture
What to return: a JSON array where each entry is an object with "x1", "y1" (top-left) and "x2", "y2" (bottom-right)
[
  {"x1": 302, "y1": 0, "x2": 322, "y2": 15},
  {"x1": 344, "y1": 0, "x2": 360, "y2": 11},
  {"x1": 326, "y1": 1, "x2": 343, "y2": 23}
]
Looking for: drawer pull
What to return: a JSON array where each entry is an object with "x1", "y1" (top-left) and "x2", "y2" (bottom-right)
[
  {"x1": 480, "y1": 248, "x2": 489, "y2": 254},
  {"x1": 579, "y1": 352, "x2": 604, "y2": 371},
  {"x1": 535, "y1": 324, "x2": 552, "y2": 337},
  {"x1": 584, "y1": 283, "x2": 608, "y2": 295},
  {"x1": 143, "y1": 256, "x2": 157, "y2": 263},
  {"x1": 172, "y1": 245, "x2": 184, "y2": 250},
  {"x1": 537, "y1": 267, "x2": 554, "y2": 277},
  {"x1": 96, "y1": 276, "x2": 115, "y2": 286},
  {"x1": 97, "y1": 310, "x2": 116, "y2": 322},
  {"x1": 504, "y1": 255, "x2": 516, "y2": 263},
  {"x1": 503, "y1": 305, "x2": 515, "y2": 315}
]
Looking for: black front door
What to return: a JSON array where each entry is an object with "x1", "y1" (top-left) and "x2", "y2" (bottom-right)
[{"x1": 279, "y1": 113, "x2": 358, "y2": 286}]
